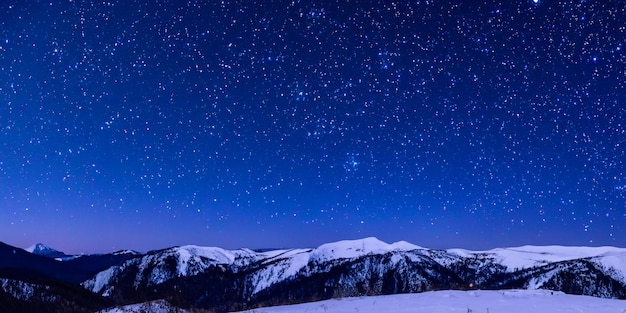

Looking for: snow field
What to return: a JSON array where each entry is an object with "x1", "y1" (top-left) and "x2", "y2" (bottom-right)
[{"x1": 231, "y1": 289, "x2": 626, "y2": 313}]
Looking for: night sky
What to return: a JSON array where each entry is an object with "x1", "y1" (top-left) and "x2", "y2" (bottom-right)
[{"x1": 1, "y1": 0, "x2": 625, "y2": 254}]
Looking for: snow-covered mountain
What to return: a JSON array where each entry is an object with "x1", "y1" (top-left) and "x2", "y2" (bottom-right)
[
  {"x1": 25, "y1": 243, "x2": 71, "y2": 260},
  {"x1": 25, "y1": 243, "x2": 142, "y2": 262},
  {"x1": 81, "y1": 237, "x2": 626, "y2": 312},
  {"x1": 3, "y1": 237, "x2": 626, "y2": 312},
  {"x1": 0, "y1": 241, "x2": 140, "y2": 312}
]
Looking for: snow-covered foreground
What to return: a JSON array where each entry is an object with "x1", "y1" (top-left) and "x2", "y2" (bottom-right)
[
  {"x1": 97, "y1": 300, "x2": 190, "y2": 313},
  {"x1": 232, "y1": 290, "x2": 626, "y2": 313}
]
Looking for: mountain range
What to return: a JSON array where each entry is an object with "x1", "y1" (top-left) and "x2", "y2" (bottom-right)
[{"x1": 1, "y1": 237, "x2": 625, "y2": 312}]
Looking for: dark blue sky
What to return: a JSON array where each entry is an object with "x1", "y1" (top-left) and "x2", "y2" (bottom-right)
[{"x1": 1, "y1": 0, "x2": 625, "y2": 254}]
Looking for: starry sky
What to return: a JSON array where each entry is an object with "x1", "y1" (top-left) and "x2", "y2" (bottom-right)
[{"x1": 1, "y1": 0, "x2": 625, "y2": 254}]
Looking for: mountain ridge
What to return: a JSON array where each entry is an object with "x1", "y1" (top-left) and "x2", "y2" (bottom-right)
[
  {"x1": 81, "y1": 237, "x2": 626, "y2": 312},
  {"x1": 3, "y1": 238, "x2": 626, "y2": 312},
  {"x1": 19, "y1": 237, "x2": 626, "y2": 261}
]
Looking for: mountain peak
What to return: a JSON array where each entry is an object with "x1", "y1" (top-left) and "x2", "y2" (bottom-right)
[
  {"x1": 310, "y1": 237, "x2": 421, "y2": 262},
  {"x1": 26, "y1": 243, "x2": 69, "y2": 259}
]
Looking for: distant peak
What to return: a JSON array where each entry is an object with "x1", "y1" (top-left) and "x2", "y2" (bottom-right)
[
  {"x1": 26, "y1": 243, "x2": 51, "y2": 253},
  {"x1": 316, "y1": 237, "x2": 422, "y2": 252},
  {"x1": 113, "y1": 249, "x2": 142, "y2": 256},
  {"x1": 322, "y1": 237, "x2": 387, "y2": 247},
  {"x1": 310, "y1": 237, "x2": 421, "y2": 262},
  {"x1": 26, "y1": 243, "x2": 69, "y2": 259}
]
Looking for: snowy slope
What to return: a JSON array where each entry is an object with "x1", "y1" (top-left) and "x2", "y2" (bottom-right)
[
  {"x1": 248, "y1": 238, "x2": 424, "y2": 294},
  {"x1": 83, "y1": 245, "x2": 263, "y2": 295},
  {"x1": 452, "y1": 245, "x2": 626, "y2": 271},
  {"x1": 591, "y1": 253, "x2": 626, "y2": 285},
  {"x1": 97, "y1": 299, "x2": 190, "y2": 313},
  {"x1": 1, "y1": 278, "x2": 41, "y2": 302},
  {"x1": 230, "y1": 289, "x2": 626, "y2": 313},
  {"x1": 249, "y1": 248, "x2": 312, "y2": 294}
]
